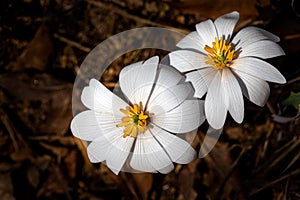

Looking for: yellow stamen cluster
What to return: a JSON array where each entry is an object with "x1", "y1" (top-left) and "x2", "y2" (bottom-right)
[
  {"x1": 116, "y1": 102, "x2": 148, "y2": 138},
  {"x1": 204, "y1": 37, "x2": 235, "y2": 70}
]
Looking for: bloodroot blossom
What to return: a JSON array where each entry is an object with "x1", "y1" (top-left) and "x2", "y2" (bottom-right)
[
  {"x1": 71, "y1": 56, "x2": 205, "y2": 175},
  {"x1": 169, "y1": 11, "x2": 286, "y2": 129}
]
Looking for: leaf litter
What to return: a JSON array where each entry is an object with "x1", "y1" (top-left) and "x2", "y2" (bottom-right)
[{"x1": 0, "y1": 0, "x2": 300, "y2": 199}]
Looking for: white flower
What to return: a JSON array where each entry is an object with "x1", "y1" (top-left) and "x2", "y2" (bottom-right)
[
  {"x1": 71, "y1": 56, "x2": 205, "y2": 175},
  {"x1": 169, "y1": 11, "x2": 286, "y2": 129}
]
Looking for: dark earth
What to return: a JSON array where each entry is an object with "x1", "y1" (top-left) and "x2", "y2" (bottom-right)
[{"x1": 0, "y1": 0, "x2": 300, "y2": 199}]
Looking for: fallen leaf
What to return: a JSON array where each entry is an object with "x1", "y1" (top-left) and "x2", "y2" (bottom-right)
[
  {"x1": 37, "y1": 165, "x2": 69, "y2": 197},
  {"x1": 203, "y1": 141, "x2": 246, "y2": 200},
  {"x1": 132, "y1": 173, "x2": 153, "y2": 200},
  {"x1": 171, "y1": 0, "x2": 270, "y2": 24},
  {"x1": 13, "y1": 23, "x2": 53, "y2": 71},
  {"x1": 0, "y1": 72, "x2": 73, "y2": 135},
  {"x1": 10, "y1": 149, "x2": 32, "y2": 162},
  {"x1": 40, "y1": 142, "x2": 69, "y2": 160},
  {"x1": 0, "y1": 173, "x2": 15, "y2": 200},
  {"x1": 64, "y1": 150, "x2": 77, "y2": 179},
  {"x1": 178, "y1": 160, "x2": 199, "y2": 200},
  {"x1": 27, "y1": 166, "x2": 40, "y2": 188}
]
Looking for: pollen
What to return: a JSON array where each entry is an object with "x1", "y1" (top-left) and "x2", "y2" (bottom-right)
[
  {"x1": 116, "y1": 102, "x2": 148, "y2": 138},
  {"x1": 204, "y1": 37, "x2": 235, "y2": 70}
]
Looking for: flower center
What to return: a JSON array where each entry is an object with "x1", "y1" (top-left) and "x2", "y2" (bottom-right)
[
  {"x1": 204, "y1": 37, "x2": 235, "y2": 70},
  {"x1": 116, "y1": 102, "x2": 149, "y2": 138}
]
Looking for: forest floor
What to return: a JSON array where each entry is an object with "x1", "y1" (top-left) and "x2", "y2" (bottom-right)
[{"x1": 1, "y1": 0, "x2": 300, "y2": 199}]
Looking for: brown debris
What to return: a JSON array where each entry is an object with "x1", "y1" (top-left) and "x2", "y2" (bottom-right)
[
  {"x1": 13, "y1": 23, "x2": 53, "y2": 71},
  {"x1": 0, "y1": 0, "x2": 299, "y2": 199}
]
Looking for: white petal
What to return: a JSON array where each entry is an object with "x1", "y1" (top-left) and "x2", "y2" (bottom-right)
[
  {"x1": 233, "y1": 69, "x2": 270, "y2": 106},
  {"x1": 85, "y1": 125, "x2": 134, "y2": 175},
  {"x1": 87, "y1": 138, "x2": 110, "y2": 163},
  {"x1": 231, "y1": 57, "x2": 286, "y2": 83},
  {"x1": 130, "y1": 130, "x2": 174, "y2": 174},
  {"x1": 81, "y1": 79, "x2": 127, "y2": 113},
  {"x1": 86, "y1": 129, "x2": 121, "y2": 163},
  {"x1": 106, "y1": 136, "x2": 135, "y2": 175},
  {"x1": 152, "y1": 100, "x2": 205, "y2": 133},
  {"x1": 144, "y1": 55, "x2": 159, "y2": 65},
  {"x1": 238, "y1": 40, "x2": 285, "y2": 59},
  {"x1": 177, "y1": 31, "x2": 204, "y2": 52},
  {"x1": 119, "y1": 56, "x2": 158, "y2": 105},
  {"x1": 130, "y1": 132, "x2": 157, "y2": 173},
  {"x1": 150, "y1": 66, "x2": 183, "y2": 99},
  {"x1": 168, "y1": 50, "x2": 209, "y2": 72},
  {"x1": 71, "y1": 110, "x2": 120, "y2": 141},
  {"x1": 214, "y1": 11, "x2": 239, "y2": 40},
  {"x1": 151, "y1": 124, "x2": 196, "y2": 164},
  {"x1": 199, "y1": 127, "x2": 222, "y2": 158},
  {"x1": 185, "y1": 67, "x2": 217, "y2": 98},
  {"x1": 156, "y1": 164, "x2": 174, "y2": 174},
  {"x1": 232, "y1": 26, "x2": 280, "y2": 51},
  {"x1": 205, "y1": 71, "x2": 228, "y2": 129},
  {"x1": 148, "y1": 83, "x2": 192, "y2": 115},
  {"x1": 222, "y1": 68, "x2": 244, "y2": 123},
  {"x1": 196, "y1": 19, "x2": 218, "y2": 50}
]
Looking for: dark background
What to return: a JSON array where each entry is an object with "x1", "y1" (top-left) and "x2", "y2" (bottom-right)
[{"x1": 0, "y1": 0, "x2": 300, "y2": 199}]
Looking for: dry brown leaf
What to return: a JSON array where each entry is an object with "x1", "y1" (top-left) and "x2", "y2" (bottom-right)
[
  {"x1": 40, "y1": 142, "x2": 69, "y2": 160},
  {"x1": 178, "y1": 160, "x2": 199, "y2": 200},
  {"x1": 225, "y1": 126, "x2": 245, "y2": 141},
  {"x1": 64, "y1": 150, "x2": 77, "y2": 179},
  {"x1": 203, "y1": 141, "x2": 246, "y2": 200},
  {"x1": 27, "y1": 166, "x2": 40, "y2": 188},
  {"x1": 13, "y1": 23, "x2": 53, "y2": 71},
  {"x1": 98, "y1": 164, "x2": 120, "y2": 186},
  {"x1": 37, "y1": 165, "x2": 69, "y2": 197},
  {"x1": 131, "y1": 173, "x2": 153, "y2": 200},
  {"x1": 34, "y1": 155, "x2": 52, "y2": 171},
  {"x1": 172, "y1": 0, "x2": 270, "y2": 24},
  {"x1": 0, "y1": 72, "x2": 73, "y2": 135},
  {"x1": 10, "y1": 149, "x2": 32, "y2": 162},
  {"x1": 0, "y1": 174, "x2": 15, "y2": 200},
  {"x1": 0, "y1": 163, "x2": 21, "y2": 172}
]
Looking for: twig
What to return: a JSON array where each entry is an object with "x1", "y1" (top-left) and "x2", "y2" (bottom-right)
[
  {"x1": 253, "y1": 137, "x2": 298, "y2": 175},
  {"x1": 283, "y1": 33, "x2": 300, "y2": 40},
  {"x1": 259, "y1": 121, "x2": 274, "y2": 165},
  {"x1": 28, "y1": 135, "x2": 76, "y2": 145},
  {"x1": 0, "y1": 108, "x2": 19, "y2": 151},
  {"x1": 120, "y1": 173, "x2": 140, "y2": 200},
  {"x1": 268, "y1": 138, "x2": 300, "y2": 170},
  {"x1": 285, "y1": 76, "x2": 300, "y2": 86},
  {"x1": 250, "y1": 169, "x2": 300, "y2": 196},
  {"x1": 53, "y1": 33, "x2": 91, "y2": 52},
  {"x1": 216, "y1": 146, "x2": 250, "y2": 198},
  {"x1": 86, "y1": 0, "x2": 190, "y2": 34},
  {"x1": 0, "y1": 108, "x2": 34, "y2": 159},
  {"x1": 28, "y1": 135, "x2": 73, "y2": 141}
]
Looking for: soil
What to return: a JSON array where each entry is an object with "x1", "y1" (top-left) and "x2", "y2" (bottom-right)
[{"x1": 0, "y1": 0, "x2": 300, "y2": 199}]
